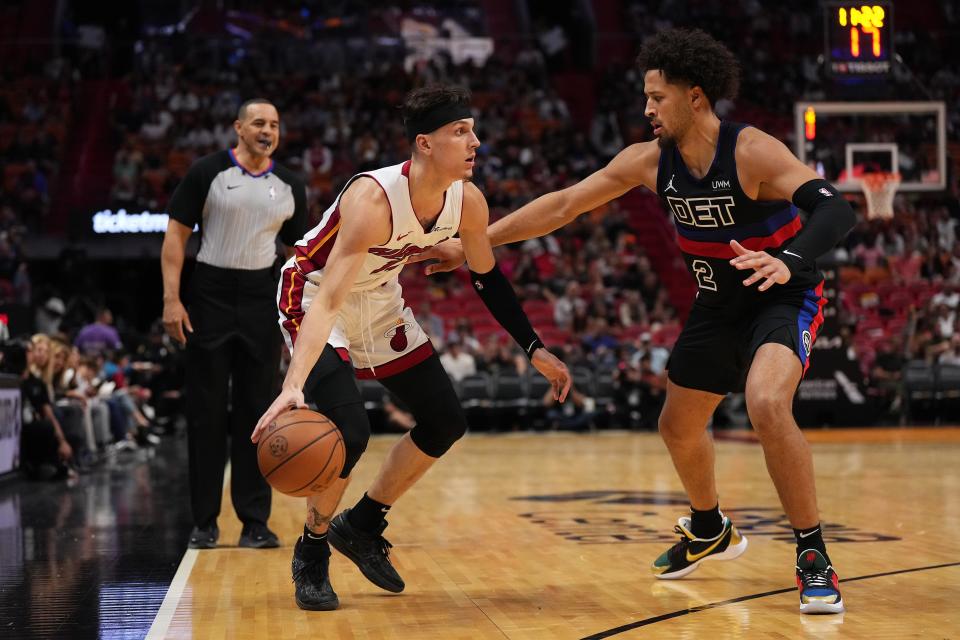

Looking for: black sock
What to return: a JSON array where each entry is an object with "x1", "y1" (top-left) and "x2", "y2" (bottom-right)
[
  {"x1": 794, "y1": 523, "x2": 830, "y2": 564},
  {"x1": 302, "y1": 524, "x2": 328, "y2": 547},
  {"x1": 348, "y1": 493, "x2": 391, "y2": 533},
  {"x1": 690, "y1": 504, "x2": 723, "y2": 539}
]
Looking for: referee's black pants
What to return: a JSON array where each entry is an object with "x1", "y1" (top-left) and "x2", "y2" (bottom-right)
[{"x1": 185, "y1": 263, "x2": 280, "y2": 529}]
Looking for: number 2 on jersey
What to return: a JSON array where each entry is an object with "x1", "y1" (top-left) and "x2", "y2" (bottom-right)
[{"x1": 691, "y1": 259, "x2": 718, "y2": 292}]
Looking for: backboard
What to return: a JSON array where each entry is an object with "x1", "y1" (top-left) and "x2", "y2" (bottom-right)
[{"x1": 793, "y1": 101, "x2": 946, "y2": 193}]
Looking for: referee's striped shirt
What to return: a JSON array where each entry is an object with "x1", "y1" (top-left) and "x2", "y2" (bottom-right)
[{"x1": 168, "y1": 149, "x2": 306, "y2": 270}]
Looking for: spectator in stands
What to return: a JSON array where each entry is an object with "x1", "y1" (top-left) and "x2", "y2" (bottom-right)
[
  {"x1": 617, "y1": 290, "x2": 648, "y2": 328},
  {"x1": 932, "y1": 284, "x2": 959, "y2": 309},
  {"x1": 439, "y1": 339, "x2": 477, "y2": 382},
  {"x1": 74, "y1": 308, "x2": 123, "y2": 357},
  {"x1": 637, "y1": 353, "x2": 667, "y2": 429},
  {"x1": 543, "y1": 386, "x2": 594, "y2": 431},
  {"x1": 49, "y1": 338, "x2": 94, "y2": 466},
  {"x1": 631, "y1": 332, "x2": 669, "y2": 375},
  {"x1": 418, "y1": 301, "x2": 446, "y2": 349},
  {"x1": 1, "y1": 339, "x2": 75, "y2": 480},
  {"x1": 35, "y1": 296, "x2": 66, "y2": 335},
  {"x1": 871, "y1": 338, "x2": 905, "y2": 414},
  {"x1": 476, "y1": 335, "x2": 527, "y2": 376},
  {"x1": 613, "y1": 359, "x2": 645, "y2": 429},
  {"x1": 383, "y1": 395, "x2": 416, "y2": 432},
  {"x1": 447, "y1": 318, "x2": 481, "y2": 353},
  {"x1": 553, "y1": 281, "x2": 585, "y2": 330}
]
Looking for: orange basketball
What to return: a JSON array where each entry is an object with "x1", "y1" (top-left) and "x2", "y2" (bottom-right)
[{"x1": 256, "y1": 409, "x2": 345, "y2": 497}]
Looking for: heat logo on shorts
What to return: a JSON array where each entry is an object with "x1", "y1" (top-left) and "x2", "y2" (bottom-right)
[{"x1": 384, "y1": 320, "x2": 415, "y2": 352}]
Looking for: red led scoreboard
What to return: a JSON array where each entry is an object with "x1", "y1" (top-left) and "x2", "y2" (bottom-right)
[{"x1": 824, "y1": 2, "x2": 894, "y2": 76}]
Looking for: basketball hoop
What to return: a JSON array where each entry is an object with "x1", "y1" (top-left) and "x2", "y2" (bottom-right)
[{"x1": 860, "y1": 172, "x2": 900, "y2": 220}]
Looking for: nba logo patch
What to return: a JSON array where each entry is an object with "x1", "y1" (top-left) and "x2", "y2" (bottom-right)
[
  {"x1": 802, "y1": 330, "x2": 812, "y2": 357},
  {"x1": 268, "y1": 185, "x2": 276, "y2": 200}
]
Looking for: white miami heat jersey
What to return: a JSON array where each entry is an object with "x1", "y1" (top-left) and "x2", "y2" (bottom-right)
[{"x1": 293, "y1": 160, "x2": 463, "y2": 290}]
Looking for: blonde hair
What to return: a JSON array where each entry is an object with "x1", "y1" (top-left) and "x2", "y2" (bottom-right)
[
  {"x1": 49, "y1": 338, "x2": 71, "y2": 392},
  {"x1": 29, "y1": 334, "x2": 52, "y2": 382}
]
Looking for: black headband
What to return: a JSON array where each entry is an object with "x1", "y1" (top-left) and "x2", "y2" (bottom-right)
[{"x1": 404, "y1": 103, "x2": 472, "y2": 142}]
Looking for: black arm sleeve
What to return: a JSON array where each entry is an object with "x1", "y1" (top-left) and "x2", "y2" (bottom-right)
[
  {"x1": 167, "y1": 162, "x2": 211, "y2": 228},
  {"x1": 469, "y1": 264, "x2": 544, "y2": 358},
  {"x1": 779, "y1": 179, "x2": 857, "y2": 274},
  {"x1": 279, "y1": 176, "x2": 308, "y2": 246}
]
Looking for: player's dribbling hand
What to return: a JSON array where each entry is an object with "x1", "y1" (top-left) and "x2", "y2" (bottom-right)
[
  {"x1": 729, "y1": 239, "x2": 791, "y2": 291},
  {"x1": 252, "y1": 387, "x2": 306, "y2": 443},
  {"x1": 162, "y1": 299, "x2": 194, "y2": 345},
  {"x1": 531, "y1": 348, "x2": 572, "y2": 402},
  {"x1": 407, "y1": 238, "x2": 466, "y2": 275}
]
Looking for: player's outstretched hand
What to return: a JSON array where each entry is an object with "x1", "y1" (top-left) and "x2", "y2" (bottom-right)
[
  {"x1": 531, "y1": 347, "x2": 572, "y2": 402},
  {"x1": 407, "y1": 238, "x2": 465, "y2": 275},
  {"x1": 729, "y1": 239, "x2": 791, "y2": 292},
  {"x1": 251, "y1": 387, "x2": 306, "y2": 443}
]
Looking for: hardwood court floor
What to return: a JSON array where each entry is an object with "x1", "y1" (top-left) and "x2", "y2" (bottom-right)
[{"x1": 158, "y1": 429, "x2": 960, "y2": 639}]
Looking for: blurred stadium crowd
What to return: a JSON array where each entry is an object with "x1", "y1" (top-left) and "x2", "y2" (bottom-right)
[{"x1": 2, "y1": 0, "x2": 959, "y2": 479}]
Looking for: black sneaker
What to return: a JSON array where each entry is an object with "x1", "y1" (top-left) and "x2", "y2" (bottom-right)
[
  {"x1": 239, "y1": 524, "x2": 280, "y2": 549},
  {"x1": 328, "y1": 509, "x2": 405, "y2": 593},
  {"x1": 650, "y1": 516, "x2": 748, "y2": 579},
  {"x1": 188, "y1": 525, "x2": 219, "y2": 549},
  {"x1": 292, "y1": 538, "x2": 339, "y2": 611}
]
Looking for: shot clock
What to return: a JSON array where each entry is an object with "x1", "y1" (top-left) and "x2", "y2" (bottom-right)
[{"x1": 824, "y1": 2, "x2": 894, "y2": 76}]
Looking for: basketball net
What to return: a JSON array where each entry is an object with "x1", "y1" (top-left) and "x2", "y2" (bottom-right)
[{"x1": 860, "y1": 172, "x2": 900, "y2": 220}]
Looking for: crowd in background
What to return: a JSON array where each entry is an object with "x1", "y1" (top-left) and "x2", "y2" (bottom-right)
[
  {"x1": 2, "y1": 1, "x2": 960, "y2": 481},
  {"x1": 1, "y1": 307, "x2": 183, "y2": 480}
]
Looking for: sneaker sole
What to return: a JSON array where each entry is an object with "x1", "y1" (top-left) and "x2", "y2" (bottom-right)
[
  {"x1": 295, "y1": 595, "x2": 340, "y2": 611},
  {"x1": 238, "y1": 538, "x2": 280, "y2": 549},
  {"x1": 800, "y1": 599, "x2": 844, "y2": 614},
  {"x1": 328, "y1": 526, "x2": 405, "y2": 593},
  {"x1": 188, "y1": 541, "x2": 217, "y2": 550},
  {"x1": 654, "y1": 533, "x2": 749, "y2": 580}
]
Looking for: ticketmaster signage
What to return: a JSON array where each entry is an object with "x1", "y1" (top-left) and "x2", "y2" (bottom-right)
[{"x1": 92, "y1": 209, "x2": 198, "y2": 234}]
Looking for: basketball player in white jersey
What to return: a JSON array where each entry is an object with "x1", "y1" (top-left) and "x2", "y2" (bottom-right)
[{"x1": 250, "y1": 84, "x2": 571, "y2": 611}]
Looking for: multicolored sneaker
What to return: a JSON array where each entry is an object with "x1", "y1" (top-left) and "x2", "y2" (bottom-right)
[
  {"x1": 796, "y1": 549, "x2": 844, "y2": 614},
  {"x1": 651, "y1": 516, "x2": 748, "y2": 579}
]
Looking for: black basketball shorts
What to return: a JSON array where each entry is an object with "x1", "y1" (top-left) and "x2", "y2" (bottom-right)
[{"x1": 666, "y1": 283, "x2": 827, "y2": 395}]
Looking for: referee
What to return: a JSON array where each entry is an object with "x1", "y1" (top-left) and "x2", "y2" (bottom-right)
[{"x1": 161, "y1": 98, "x2": 306, "y2": 549}]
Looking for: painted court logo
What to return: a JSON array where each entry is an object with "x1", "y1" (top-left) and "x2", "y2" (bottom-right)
[
  {"x1": 510, "y1": 491, "x2": 900, "y2": 545},
  {"x1": 802, "y1": 330, "x2": 812, "y2": 357}
]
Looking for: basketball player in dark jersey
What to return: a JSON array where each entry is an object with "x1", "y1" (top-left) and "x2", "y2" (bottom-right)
[{"x1": 412, "y1": 29, "x2": 855, "y2": 614}]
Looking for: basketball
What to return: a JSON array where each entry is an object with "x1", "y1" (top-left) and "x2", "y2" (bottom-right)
[{"x1": 256, "y1": 409, "x2": 345, "y2": 497}]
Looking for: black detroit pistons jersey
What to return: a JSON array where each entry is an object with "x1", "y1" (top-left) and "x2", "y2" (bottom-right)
[{"x1": 656, "y1": 121, "x2": 822, "y2": 313}]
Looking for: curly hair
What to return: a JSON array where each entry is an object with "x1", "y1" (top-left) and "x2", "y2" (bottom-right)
[{"x1": 636, "y1": 28, "x2": 740, "y2": 106}]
